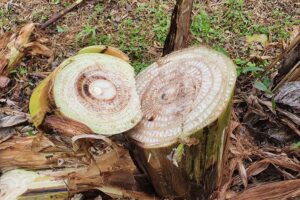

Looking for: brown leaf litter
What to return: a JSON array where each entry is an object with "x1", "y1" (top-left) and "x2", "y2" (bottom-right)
[{"x1": 0, "y1": 23, "x2": 53, "y2": 88}]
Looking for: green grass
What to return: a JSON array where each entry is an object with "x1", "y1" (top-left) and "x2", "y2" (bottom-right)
[
  {"x1": 132, "y1": 61, "x2": 150, "y2": 74},
  {"x1": 116, "y1": 3, "x2": 171, "y2": 73},
  {"x1": 75, "y1": 3, "x2": 104, "y2": 46},
  {"x1": 56, "y1": 25, "x2": 68, "y2": 33},
  {"x1": 191, "y1": 0, "x2": 297, "y2": 46},
  {"x1": 98, "y1": 35, "x2": 112, "y2": 45},
  {"x1": 51, "y1": 0, "x2": 60, "y2": 5},
  {"x1": 191, "y1": 9, "x2": 224, "y2": 43},
  {"x1": 191, "y1": 0, "x2": 298, "y2": 77},
  {"x1": 0, "y1": 8, "x2": 10, "y2": 32},
  {"x1": 190, "y1": 0, "x2": 299, "y2": 95},
  {"x1": 75, "y1": 2, "x2": 171, "y2": 74},
  {"x1": 0, "y1": 0, "x2": 297, "y2": 96},
  {"x1": 192, "y1": 0, "x2": 253, "y2": 45},
  {"x1": 117, "y1": 18, "x2": 148, "y2": 60},
  {"x1": 76, "y1": 24, "x2": 97, "y2": 45},
  {"x1": 31, "y1": 10, "x2": 48, "y2": 23},
  {"x1": 74, "y1": 0, "x2": 297, "y2": 75},
  {"x1": 291, "y1": 141, "x2": 300, "y2": 149},
  {"x1": 153, "y1": 5, "x2": 170, "y2": 44}
]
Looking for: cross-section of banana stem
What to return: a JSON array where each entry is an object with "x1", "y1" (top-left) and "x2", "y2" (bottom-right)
[
  {"x1": 127, "y1": 47, "x2": 237, "y2": 199},
  {"x1": 29, "y1": 45, "x2": 142, "y2": 137}
]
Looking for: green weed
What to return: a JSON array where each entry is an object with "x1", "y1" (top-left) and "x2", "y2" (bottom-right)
[
  {"x1": 51, "y1": 0, "x2": 60, "y2": 5},
  {"x1": 132, "y1": 61, "x2": 150, "y2": 74},
  {"x1": 56, "y1": 25, "x2": 67, "y2": 33},
  {"x1": 76, "y1": 24, "x2": 97, "y2": 45},
  {"x1": 11, "y1": 67, "x2": 28, "y2": 76},
  {"x1": 153, "y1": 5, "x2": 170, "y2": 44},
  {"x1": 291, "y1": 141, "x2": 300, "y2": 149},
  {"x1": 253, "y1": 80, "x2": 272, "y2": 95},
  {"x1": 235, "y1": 59, "x2": 264, "y2": 76}
]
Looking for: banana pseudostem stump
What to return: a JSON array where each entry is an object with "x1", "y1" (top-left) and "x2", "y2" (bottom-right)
[
  {"x1": 29, "y1": 46, "x2": 142, "y2": 137},
  {"x1": 127, "y1": 47, "x2": 237, "y2": 199}
]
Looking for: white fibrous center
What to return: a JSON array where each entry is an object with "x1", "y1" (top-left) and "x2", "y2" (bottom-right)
[
  {"x1": 53, "y1": 54, "x2": 142, "y2": 135},
  {"x1": 89, "y1": 79, "x2": 117, "y2": 100},
  {"x1": 129, "y1": 47, "x2": 236, "y2": 147}
]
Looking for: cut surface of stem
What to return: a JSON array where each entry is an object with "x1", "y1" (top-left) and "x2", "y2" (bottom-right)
[
  {"x1": 30, "y1": 50, "x2": 142, "y2": 136},
  {"x1": 52, "y1": 53, "x2": 142, "y2": 135},
  {"x1": 129, "y1": 47, "x2": 236, "y2": 148}
]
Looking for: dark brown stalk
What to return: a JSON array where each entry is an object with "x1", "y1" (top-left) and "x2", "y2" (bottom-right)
[{"x1": 163, "y1": 0, "x2": 194, "y2": 56}]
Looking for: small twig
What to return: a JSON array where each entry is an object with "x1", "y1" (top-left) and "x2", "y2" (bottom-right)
[
  {"x1": 40, "y1": 0, "x2": 85, "y2": 29},
  {"x1": 27, "y1": 72, "x2": 51, "y2": 79}
]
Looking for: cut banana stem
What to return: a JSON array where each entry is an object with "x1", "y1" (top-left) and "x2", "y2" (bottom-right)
[
  {"x1": 29, "y1": 46, "x2": 142, "y2": 136},
  {"x1": 127, "y1": 47, "x2": 237, "y2": 199}
]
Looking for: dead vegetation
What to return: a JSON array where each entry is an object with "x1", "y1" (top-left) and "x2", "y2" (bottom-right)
[{"x1": 0, "y1": 0, "x2": 300, "y2": 199}]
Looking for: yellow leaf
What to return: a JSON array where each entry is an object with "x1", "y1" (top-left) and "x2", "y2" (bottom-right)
[{"x1": 78, "y1": 45, "x2": 129, "y2": 62}]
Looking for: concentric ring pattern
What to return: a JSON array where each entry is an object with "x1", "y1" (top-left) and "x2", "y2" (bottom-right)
[
  {"x1": 129, "y1": 47, "x2": 236, "y2": 147},
  {"x1": 53, "y1": 53, "x2": 142, "y2": 135}
]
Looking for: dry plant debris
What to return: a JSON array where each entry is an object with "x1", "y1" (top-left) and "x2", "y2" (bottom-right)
[{"x1": 0, "y1": 23, "x2": 52, "y2": 88}]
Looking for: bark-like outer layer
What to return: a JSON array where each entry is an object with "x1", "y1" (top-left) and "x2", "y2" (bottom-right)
[
  {"x1": 163, "y1": 0, "x2": 194, "y2": 56},
  {"x1": 128, "y1": 100, "x2": 232, "y2": 199}
]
